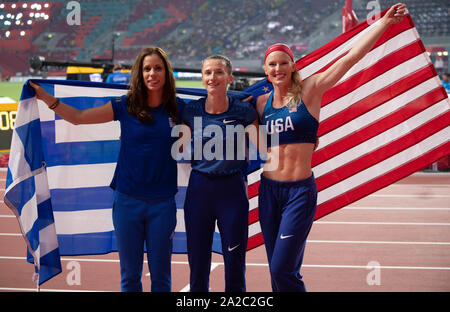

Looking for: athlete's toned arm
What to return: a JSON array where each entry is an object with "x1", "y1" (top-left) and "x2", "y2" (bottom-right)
[
  {"x1": 302, "y1": 3, "x2": 407, "y2": 109},
  {"x1": 29, "y1": 81, "x2": 115, "y2": 125}
]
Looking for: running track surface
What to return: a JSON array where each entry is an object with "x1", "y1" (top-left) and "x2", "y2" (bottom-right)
[{"x1": 1, "y1": 170, "x2": 449, "y2": 292}]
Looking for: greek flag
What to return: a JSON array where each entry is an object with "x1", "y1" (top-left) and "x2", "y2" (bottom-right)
[{"x1": 4, "y1": 79, "x2": 265, "y2": 285}]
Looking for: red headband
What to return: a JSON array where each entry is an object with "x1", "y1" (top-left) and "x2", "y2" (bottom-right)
[{"x1": 264, "y1": 43, "x2": 294, "y2": 62}]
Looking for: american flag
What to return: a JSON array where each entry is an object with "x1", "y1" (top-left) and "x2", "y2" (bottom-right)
[{"x1": 245, "y1": 10, "x2": 450, "y2": 250}]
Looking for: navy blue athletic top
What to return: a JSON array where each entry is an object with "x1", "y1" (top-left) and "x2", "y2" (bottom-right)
[
  {"x1": 261, "y1": 91, "x2": 318, "y2": 147},
  {"x1": 181, "y1": 96, "x2": 258, "y2": 176},
  {"x1": 110, "y1": 95, "x2": 184, "y2": 199}
]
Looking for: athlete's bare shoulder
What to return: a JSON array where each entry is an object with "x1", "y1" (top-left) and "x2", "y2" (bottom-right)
[{"x1": 256, "y1": 92, "x2": 270, "y2": 117}]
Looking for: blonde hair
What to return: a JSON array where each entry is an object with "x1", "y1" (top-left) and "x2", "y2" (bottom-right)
[{"x1": 287, "y1": 69, "x2": 302, "y2": 105}]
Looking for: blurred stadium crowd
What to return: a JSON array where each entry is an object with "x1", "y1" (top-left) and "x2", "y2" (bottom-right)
[{"x1": 0, "y1": 0, "x2": 449, "y2": 77}]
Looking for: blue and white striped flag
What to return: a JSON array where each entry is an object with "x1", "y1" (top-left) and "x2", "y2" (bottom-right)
[{"x1": 4, "y1": 79, "x2": 269, "y2": 285}]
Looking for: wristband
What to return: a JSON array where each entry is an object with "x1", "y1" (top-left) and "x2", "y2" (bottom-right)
[{"x1": 49, "y1": 98, "x2": 60, "y2": 110}]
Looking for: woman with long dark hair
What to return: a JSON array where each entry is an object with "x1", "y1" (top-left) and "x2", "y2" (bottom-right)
[{"x1": 29, "y1": 46, "x2": 183, "y2": 292}]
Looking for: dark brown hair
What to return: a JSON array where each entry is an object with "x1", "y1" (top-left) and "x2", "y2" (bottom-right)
[{"x1": 127, "y1": 47, "x2": 177, "y2": 123}]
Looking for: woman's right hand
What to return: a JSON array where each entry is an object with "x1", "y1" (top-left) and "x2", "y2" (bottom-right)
[{"x1": 29, "y1": 80, "x2": 55, "y2": 105}]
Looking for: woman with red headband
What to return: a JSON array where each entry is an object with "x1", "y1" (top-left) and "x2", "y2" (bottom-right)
[{"x1": 256, "y1": 3, "x2": 407, "y2": 291}]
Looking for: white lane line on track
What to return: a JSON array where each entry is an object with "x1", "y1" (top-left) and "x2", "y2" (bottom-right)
[
  {"x1": 344, "y1": 207, "x2": 450, "y2": 211},
  {"x1": 3, "y1": 234, "x2": 450, "y2": 246},
  {"x1": 386, "y1": 184, "x2": 450, "y2": 187},
  {"x1": 2, "y1": 256, "x2": 450, "y2": 268},
  {"x1": 369, "y1": 194, "x2": 450, "y2": 198},
  {"x1": 307, "y1": 240, "x2": 450, "y2": 245},
  {"x1": 176, "y1": 262, "x2": 221, "y2": 292},
  {"x1": 1, "y1": 256, "x2": 449, "y2": 271}
]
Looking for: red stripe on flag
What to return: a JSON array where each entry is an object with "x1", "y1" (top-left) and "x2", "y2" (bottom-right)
[
  {"x1": 370, "y1": 15, "x2": 416, "y2": 51},
  {"x1": 245, "y1": 11, "x2": 449, "y2": 251},
  {"x1": 296, "y1": 11, "x2": 413, "y2": 73},
  {"x1": 316, "y1": 112, "x2": 450, "y2": 191},
  {"x1": 321, "y1": 41, "x2": 424, "y2": 107},
  {"x1": 313, "y1": 86, "x2": 448, "y2": 167},
  {"x1": 248, "y1": 208, "x2": 259, "y2": 224},
  {"x1": 317, "y1": 65, "x2": 437, "y2": 137},
  {"x1": 248, "y1": 181, "x2": 260, "y2": 199},
  {"x1": 315, "y1": 141, "x2": 450, "y2": 220},
  {"x1": 247, "y1": 233, "x2": 264, "y2": 251},
  {"x1": 312, "y1": 18, "x2": 415, "y2": 78}
]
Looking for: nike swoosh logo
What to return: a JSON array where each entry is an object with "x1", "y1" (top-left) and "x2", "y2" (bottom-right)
[
  {"x1": 223, "y1": 119, "x2": 236, "y2": 124},
  {"x1": 264, "y1": 113, "x2": 275, "y2": 119},
  {"x1": 228, "y1": 244, "x2": 240, "y2": 252},
  {"x1": 280, "y1": 234, "x2": 294, "y2": 239}
]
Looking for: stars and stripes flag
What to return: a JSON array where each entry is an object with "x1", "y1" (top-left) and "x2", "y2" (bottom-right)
[
  {"x1": 5, "y1": 9, "x2": 449, "y2": 285},
  {"x1": 245, "y1": 9, "x2": 450, "y2": 249}
]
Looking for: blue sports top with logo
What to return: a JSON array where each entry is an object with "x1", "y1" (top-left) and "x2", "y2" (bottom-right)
[
  {"x1": 181, "y1": 96, "x2": 258, "y2": 176},
  {"x1": 261, "y1": 91, "x2": 319, "y2": 147},
  {"x1": 110, "y1": 95, "x2": 185, "y2": 199}
]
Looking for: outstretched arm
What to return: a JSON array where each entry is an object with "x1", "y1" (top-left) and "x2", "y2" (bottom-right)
[
  {"x1": 306, "y1": 3, "x2": 408, "y2": 96},
  {"x1": 29, "y1": 81, "x2": 115, "y2": 125}
]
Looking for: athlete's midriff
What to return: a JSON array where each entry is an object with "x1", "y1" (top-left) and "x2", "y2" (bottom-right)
[{"x1": 262, "y1": 142, "x2": 314, "y2": 181}]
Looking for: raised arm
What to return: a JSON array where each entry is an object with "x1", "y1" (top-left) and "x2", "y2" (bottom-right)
[
  {"x1": 29, "y1": 81, "x2": 115, "y2": 125},
  {"x1": 304, "y1": 3, "x2": 407, "y2": 98}
]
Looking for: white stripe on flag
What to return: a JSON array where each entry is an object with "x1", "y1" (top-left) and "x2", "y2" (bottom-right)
[
  {"x1": 37, "y1": 100, "x2": 55, "y2": 122},
  {"x1": 320, "y1": 53, "x2": 429, "y2": 122},
  {"x1": 248, "y1": 221, "x2": 261, "y2": 238},
  {"x1": 314, "y1": 99, "x2": 449, "y2": 178},
  {"x1": 317, "y1": 76, "x2": 440, "y2": 150},
  {"x1": 38, "y1": 223, "x2": 59, "y2": 257},
  {"x1": 336, "y1": 28, "x2": 419, "y2": 84},
  {"x1": 54, "y1": 84, "x2": 127, "y2": 98},
  {"x1": 317, "y1": 127, "x2": 449, "y2": 205},
  {"x1": 55, "y1": 119, "x2": 120, "y2": 143},
  {"x1": 176, "y1": 93, "x2": 203, "y2": 101},
  {"x1": 7, "y1": 133, "x2": 30, "y2": 183},
  {"x1": 300, "y1": 19, "x2": 382, "y2": 79},
  {"x1": 54, "y1": 209, "x2": 114, "y2": 235},
  {"x1": 14, "y1": 97, "x2": 40, "y2": 128},
  {"x1": 19, "y1": 193, "x2": 38, "y2": 235},
  {"x1": 47, "y1": 163, "x2": 116, "y2": 189},
  {"x1": 34, "y1": 170, "x2": 51, "y2": 205},
  {"x1": 249, "y1": 196, "x2": 258, "y2": 210}
]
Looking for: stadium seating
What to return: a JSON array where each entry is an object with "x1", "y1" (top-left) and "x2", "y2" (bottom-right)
[{"x1": 0, "y1": 0, "x2": 449, "y2": 76}]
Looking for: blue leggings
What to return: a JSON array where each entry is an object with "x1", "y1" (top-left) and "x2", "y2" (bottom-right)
[
  {"x1": 112, "y1": 191, "x2": 176, "y2": 292},
  {"x1": 184, "y1": 170, "x2": 249, "y2": 292},
  {"x1": 258, "y1": 174, "x2": 317, "y2": 292}
]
